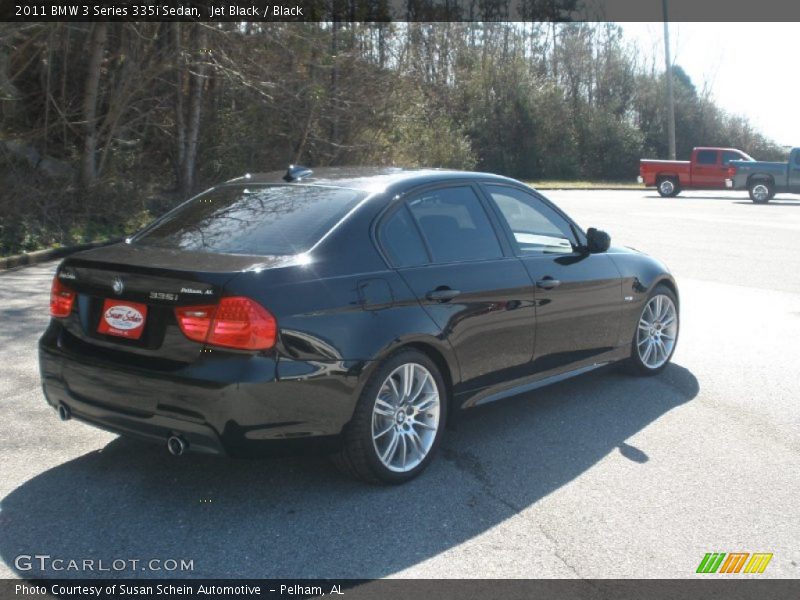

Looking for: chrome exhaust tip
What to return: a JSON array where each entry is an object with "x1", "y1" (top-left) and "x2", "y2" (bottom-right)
[
  {"x1": 57, "y1": 403, "x2": 71, "y2": 421},
  {"x1": 167, "y1": 435, "x2": 187, "y2": 456}
]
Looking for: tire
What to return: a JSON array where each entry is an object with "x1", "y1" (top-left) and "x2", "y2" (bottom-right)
[
  {"x1": 657, "y1": 177, "x2": 680, "y2": 198},
  {"x1": 749, "y1": 180, "x2": 773, "y2": 204},
  {"x1": 625, "y1": 284, "x2": 679, "y2": 376},
  {"x1": 332, "y1": 349, "x2": 447, "y2": 484}
]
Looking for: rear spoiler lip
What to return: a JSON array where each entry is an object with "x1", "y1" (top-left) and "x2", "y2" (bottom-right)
[{"x1": 62, "y1": 242, "x2": 299, "y2": 276}]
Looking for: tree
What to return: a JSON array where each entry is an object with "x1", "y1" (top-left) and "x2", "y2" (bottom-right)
[{"x1": 79, "y1": 23, "x2": 107, "y2": 187}]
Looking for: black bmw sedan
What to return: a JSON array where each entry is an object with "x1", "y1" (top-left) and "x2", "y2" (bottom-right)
[{"x1": 39, "y1": 167, "x2": 679, "y2": 483}]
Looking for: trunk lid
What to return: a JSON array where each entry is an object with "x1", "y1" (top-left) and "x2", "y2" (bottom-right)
[{"x1": 56, "y1": 243, "x2": 288, "y2": 364}]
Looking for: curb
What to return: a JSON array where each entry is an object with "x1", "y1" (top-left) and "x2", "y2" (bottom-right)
[
  {"x1": 532, "y1": 186, "x2": 644, "y2": 191},
  {"x1": 0, "y1": 238, "x2": 123, "y2": 271}
]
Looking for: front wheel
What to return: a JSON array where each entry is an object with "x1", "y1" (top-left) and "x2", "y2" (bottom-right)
[
  {"x1": 332, "y1": 349, "x2": 447, "y2": 484},
  {"x1": 626, "y1": 285, "x2": 679, "y2": 376},
  {"x1": 749, "y1": 180, "x2": 773, "y2": 204},
  {"x1": 657, "y1": 178, "x2": 680, "y2": 198}
]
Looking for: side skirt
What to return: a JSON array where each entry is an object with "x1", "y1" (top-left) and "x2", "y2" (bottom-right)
[{"x1": 471, "y1": 361, "x2": 612, "y2": 408}]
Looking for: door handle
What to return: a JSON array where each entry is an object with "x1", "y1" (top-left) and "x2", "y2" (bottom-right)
[
  {"x1": 536, "y1": 277, "x2": 561, "y2": 290},
  {"x1": 426, "y1": 287, "x2": 461, "y2": 302}
]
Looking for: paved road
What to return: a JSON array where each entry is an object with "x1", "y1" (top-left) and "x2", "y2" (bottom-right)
[{"x1": 0, "y1": 190, "x2": 798, "y2": 579}]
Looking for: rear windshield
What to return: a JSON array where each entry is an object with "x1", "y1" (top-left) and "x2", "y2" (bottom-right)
[{"x1": 133, "y1": 184, "x2": 366, "y2": 255}]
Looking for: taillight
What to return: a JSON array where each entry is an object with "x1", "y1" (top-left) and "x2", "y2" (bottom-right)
[
  {"x1": 207, "y1": 297, "x2": 277, "y2": 350},
  {"x1": 175, "y1": 297, "x2": 277, "y2": 350},
  {"x1": 50, "y1": 277, "x2": 76, "y2": 318},
  {"x1": 174, "y1": 304, "x2": 216, "y2": 343}
]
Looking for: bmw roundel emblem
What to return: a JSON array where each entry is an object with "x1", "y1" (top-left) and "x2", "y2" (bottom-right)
[{"x1": 112, "y1": 277, "x2": 125, "y2": 295}]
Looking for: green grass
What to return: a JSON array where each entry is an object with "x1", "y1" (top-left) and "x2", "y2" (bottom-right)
[{"x1": 526, "y1": 180, "x2": 643, "y2": 190}]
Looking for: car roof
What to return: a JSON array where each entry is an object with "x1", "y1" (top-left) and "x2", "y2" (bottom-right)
[{"x1": 223, "y1": 167, "x2": 522, "y2": 195}]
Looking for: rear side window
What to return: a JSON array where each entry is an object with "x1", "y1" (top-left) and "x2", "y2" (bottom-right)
[
  {"x1": 380, "y1": 206, "x2": 429, "y2": 268},
  {"x1": 696, "y1": 150, "x2": 718, "y2": 165},
  {"x1": 134, "y1": 185, "x2": 366, "y2": 256},
  {"x1": 407, "y1": 186, "x2": 503, "y2": 264}
]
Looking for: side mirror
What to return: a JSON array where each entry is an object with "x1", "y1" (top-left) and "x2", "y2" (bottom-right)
[{"x1": 586, "y1": 228, "x2": 611, "y2": 253}]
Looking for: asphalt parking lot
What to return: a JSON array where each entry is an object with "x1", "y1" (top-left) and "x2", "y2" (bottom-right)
[{"x1": 0, "y1": 189, "x2": 798, "y2": 579}]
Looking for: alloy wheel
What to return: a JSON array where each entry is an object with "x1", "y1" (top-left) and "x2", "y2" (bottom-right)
[
  {"x1": 637, "y1": 295, "x2": 678, "y2": 370},
  {"x1": 751, "y1": 184, "x2": 770, "y2": 202},
  {"x1": 371, "y1": 363, "x2": 440, "y2": 473}
]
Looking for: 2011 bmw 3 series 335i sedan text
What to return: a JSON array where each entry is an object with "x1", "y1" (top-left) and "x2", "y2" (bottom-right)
[{"x1": 39, "y1": 167, "x2": 679, "y2": 483}]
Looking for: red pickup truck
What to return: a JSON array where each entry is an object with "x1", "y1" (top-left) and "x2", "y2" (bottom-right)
[{"x1": 639, "y1": 147, "x2": 754, "y2": 197}]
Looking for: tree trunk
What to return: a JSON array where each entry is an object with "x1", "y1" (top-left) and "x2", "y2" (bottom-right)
[
  {"x1": 79, "y1": 22, "x2": 108, "y2": 188},
  {"x1": 180, "y1": 25, "x2": 206, "y2": 197},
  {"x1": 173, "y1": 23, "x2": 186, "y2": 185},
  {"x1": 329, "y1": 19, "x2": 339, "y2": 153}
]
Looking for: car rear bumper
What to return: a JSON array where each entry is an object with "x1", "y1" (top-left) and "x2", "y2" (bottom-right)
[
  {"x1": 41, "y1": 375, "x2": 228, "y2": 454},
  {"x1": 39, "y1": 324, "x2": 366, "y2": 457}
]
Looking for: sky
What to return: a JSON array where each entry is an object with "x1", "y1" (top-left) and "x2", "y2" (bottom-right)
[{"x1": 619, "y1": 23, "x2": 798, "y2": 148}]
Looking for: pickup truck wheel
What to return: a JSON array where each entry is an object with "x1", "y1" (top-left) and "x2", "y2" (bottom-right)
[
  {"x1": 657, "y1": 178, "x2": 679, "y2": 197},
  {"x1": 749, "y1": 181, "x2": 773, "y2": 204}
]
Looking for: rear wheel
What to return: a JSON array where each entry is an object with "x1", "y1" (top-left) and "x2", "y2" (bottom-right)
[
  {"x1": 657, "y1": 177, "x2": 680, "y2": 198},
  {"x1": 749, "y1": 180, "x2": 773, "y2": 203},
  {"x1": 332, "y1": 349, "x2": 447, "y2": 484},
  {"x1": 626, "y1": 285, "x2": 679, "y2": 376}
]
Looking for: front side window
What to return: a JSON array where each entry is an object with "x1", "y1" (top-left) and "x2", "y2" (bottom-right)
[
  {"x1": 484, "y1": 185, "x2": 576, "y2": 255},
  {"x1": 406, "y1": 186, "x2": 503, "y2": 264},
  {"x1": 134, "y1": 184, "x2": 366, "y2": 256},
  {"x1": 722, "y1": 151, "x2": 751, "y2": 165},
  {"x1": 696, "y1": 150, "x2": 718, "y2": 165}
]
